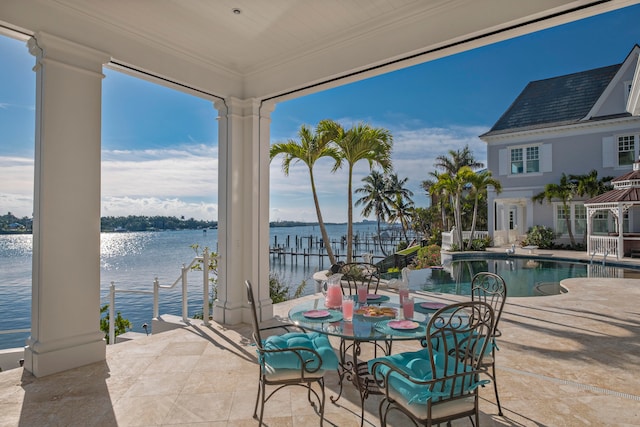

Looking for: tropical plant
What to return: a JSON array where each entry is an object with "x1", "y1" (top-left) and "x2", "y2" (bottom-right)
[
  {"x1": 431, "y1": 166, "x2": 475, "y2": 250},
  {"x1": 270, "y1": 123, "x2": 342, "y2": 264},
  {"x1": 433, "y1": 145, "x2": 484, "y2": 175},
  {"x1": 522, "y1": 225, "x2": 556, "y2": 249},
  {"x1": 100, "y1": 304, "x2": 132, "y2": 344},
  {"x1": 355, "y1": 170, "x2": 393, "y2": 255},
  {"x1": 533, "y1": 173, "x2": 577, "y2": 246},
  {"x1": 269, "y1": 272, "x2": 306, "y2": 304},
  {"x1": 412, "y1": 244, "x2": 442, "y2": 269},
  {"x1": 386, "y1": 173, "x2": 414, "y2": 243},
  {"x1": 320, "y1": 120, "x2": 393, "y2": 263},
  {"x1": 465, "y1": 170, "x2": 502, "y2": 250},
  {"x1": 570, "y1": 169, "x2": 613, "y2": 198},
  {"x1": 189, "y1": 244, "x2": 219, "y2": 318}
]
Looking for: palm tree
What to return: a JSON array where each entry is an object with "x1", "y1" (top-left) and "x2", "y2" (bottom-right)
[
  {"x1": 533, "y1": 173, "x2": 577, "y2": 246},
  {"x1": 422, "y1": 171, "x2": 449, "y2": 230},
  {"x1": 322, "y1": 120, "x2": 393, "y2": 263},
  {"x1": 355, "y1": 170, "x2": 393, "y2": 255},
  {"x1": 385, "y1": 173, "x2": 414, "y2": 243},
  {"x1": 570, "y1": 169, "x2": 613, "y2": 198},
  {"x1": 270, "y1": 123, "x2": 342, "y2": 264},
  {"x1": 465, "y1": 170, "x2": 502, "y2": 250},
  {"x1": 434, "y1": 145, "x2": 484, "y2": 175},
  {"x1": 431, "y1": 167, "x2": 474, "y2": 249},
  {"x1": 388, "y1": 192, "x2": 415, "y2": 243}
]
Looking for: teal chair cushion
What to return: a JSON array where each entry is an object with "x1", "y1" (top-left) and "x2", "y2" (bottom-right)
[
  {"x1": 368, "y1": 348, "x2": 487, "y2": 405},
  {"x1": 262, "y1": 332, "x2": 339, "y2": 372}
]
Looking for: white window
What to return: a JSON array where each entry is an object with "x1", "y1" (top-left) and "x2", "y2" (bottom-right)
[
  {"x1": 554, "y1": 203, "x2": 588, "y2": 237},
  {"x1": 603, "y1": 134, "x2": 640, "y2": 168},
  {"x1": 618, "y1": 135, "x2": 635, "y2": 166},
  {"x1": 592, "y1": 211, "x2": 609, "y2": 234},
  {"x1": 510, "y1": 145, "x2": 539, "y2": 175}
]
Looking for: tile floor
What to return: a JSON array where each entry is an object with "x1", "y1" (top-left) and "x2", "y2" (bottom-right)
[{"x1": 1, "y1": 249, "x2": 640, "y2": 426}]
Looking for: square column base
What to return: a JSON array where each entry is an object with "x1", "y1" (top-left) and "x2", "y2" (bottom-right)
[{"x1": 24, "y1": 339, "x2": 106, "y2": 377}]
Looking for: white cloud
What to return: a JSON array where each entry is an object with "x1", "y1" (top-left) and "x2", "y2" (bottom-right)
[{"x1": 1, "y1": 125, "x2": 490, "y2": 223}]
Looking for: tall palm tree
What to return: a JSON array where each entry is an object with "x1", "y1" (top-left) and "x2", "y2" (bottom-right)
[
  {"x1": 388, "y1": 192, "x2": 415, "y2": 243},
  {"x1": 533, "y1": 173, "x2": 577, "y2": 246},
  {"x1": 385, "y1": 173, "x2": 414, "y2": 243},
  {"x1": 270, "y1": 123, "x2": 341, "y2": 264},
  {"x1": 322, "y1": 120, "x2": 393, "y2": 262},
  {"x1": 422, "y1": 171, "x2": 449, "y2": 230},
  {"x1": 355, "y1": 170, "x2": 393, "y2": 255},
  {"x1": 431, "y1": 167, "x2": 474, "y2": 249},
  {"x1": 465, "y1": 170, "x2": 502, "y2": 250},
  {"x1": 434, "y1": 145, "x2": 484, "y2": 175}
]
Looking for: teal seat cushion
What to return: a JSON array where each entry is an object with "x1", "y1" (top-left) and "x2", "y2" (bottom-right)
[
  {"x1": 368, "y1": 348, "x2": 487, "y2": 405},
  {"x1": 261, "y1": 332, "x2": 339, "y2": 372}
]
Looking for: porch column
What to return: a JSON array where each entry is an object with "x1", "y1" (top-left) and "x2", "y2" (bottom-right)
[
  {"x1": 24, "y1": 33, "x2": 109, "y2": 377},
  {"x1": 213, "y1": 98, "x2": 274, "y2": 324}
]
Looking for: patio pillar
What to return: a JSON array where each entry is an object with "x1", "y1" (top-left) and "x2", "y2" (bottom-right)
[
  {"x1": 24, "y1": 33, "x2": 109, "y2": 377},
  {"x1": 213, "y1": 97, "x2": 274, "y2": 324}
]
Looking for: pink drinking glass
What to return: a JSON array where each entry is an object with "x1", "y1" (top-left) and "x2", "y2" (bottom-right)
[
  {"x1": 399, "y1": 287, "x2": 409, "y2": 306},
  {"x1": 402, "y1": 297, "x2": 414, "y2": 320},
  {"x1": 357, "y1": 284, "x2": 368, "y2": 304},
  {"x1": 342, "y1": 296, "x2": 354, "y2": 321}
]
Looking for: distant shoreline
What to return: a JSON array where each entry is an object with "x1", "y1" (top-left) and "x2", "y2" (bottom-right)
[{"x1": 1, "y1": 220, "x2": 378, "y2": 235}]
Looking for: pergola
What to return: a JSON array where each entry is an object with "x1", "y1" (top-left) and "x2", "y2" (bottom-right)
[
  {"x1": 585, "y1": 160, "x2": 640, "y2": 259},
  {"x1": 0, "y1": 0, "x2": 636, "y2": 377}
]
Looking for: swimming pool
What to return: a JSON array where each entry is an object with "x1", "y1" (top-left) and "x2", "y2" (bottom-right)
[{"x1": 407, "y1": 255, "x2": 640, "y2": 297}]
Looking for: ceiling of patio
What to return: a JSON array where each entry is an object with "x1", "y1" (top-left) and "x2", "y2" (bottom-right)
[{"x1": 1, "y1": 0, "x2": 637, "y2": 101}]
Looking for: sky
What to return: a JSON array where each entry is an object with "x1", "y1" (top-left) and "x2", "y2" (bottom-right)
[{"x1": 2, "y1": 4, "x2": 640, "y2": 223}]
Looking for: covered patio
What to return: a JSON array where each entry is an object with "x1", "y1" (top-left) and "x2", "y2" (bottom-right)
[
  {"x1": 0, "y1": 0, "x2": 637, "y2": 379},
  {"x1": 1, "y1": 264, "x2": 639, "y2": 425}
]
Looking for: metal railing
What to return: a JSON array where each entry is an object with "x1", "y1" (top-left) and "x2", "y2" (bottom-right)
[{"x1": 104, "y1": 284, "x2": 154, "y2": 345}]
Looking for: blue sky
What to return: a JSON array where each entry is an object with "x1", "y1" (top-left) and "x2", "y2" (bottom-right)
[{"x1": 2, "y1": 4, "x2": 640, "y2": 222}]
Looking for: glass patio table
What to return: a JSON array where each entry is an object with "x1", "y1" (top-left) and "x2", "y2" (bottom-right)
[{"x1": 288, "y1": 295, "x2": 444, "y2": 426}]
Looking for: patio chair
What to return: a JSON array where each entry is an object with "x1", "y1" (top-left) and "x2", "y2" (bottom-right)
[
  {"x1": 471, "y1": 272, "x2": 507, "y2": 416},
  {"x1": 245, "y1": 280, "x2": 339, "y2": 426},
  {"x1": 338, "y1": 262, "x2": 381, "y2": 296},
  {"x1": 369, "y1": 301, "x2": 495, "y2": 427}
]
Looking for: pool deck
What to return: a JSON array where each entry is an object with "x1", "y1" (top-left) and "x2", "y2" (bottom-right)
[{"x1": 1, "y1": 248, "x2": 640, "y2": 426}]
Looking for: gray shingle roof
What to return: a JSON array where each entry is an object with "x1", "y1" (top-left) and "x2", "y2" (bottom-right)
[{"x1": 483, "y1": 64, "x2": 623, "y2": 136}]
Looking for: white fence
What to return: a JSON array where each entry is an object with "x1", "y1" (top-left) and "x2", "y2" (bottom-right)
[{"x1": 441, "y1": 230, "x2": 489, "y2": 250}]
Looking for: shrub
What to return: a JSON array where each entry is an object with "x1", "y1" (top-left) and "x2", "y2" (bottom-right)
[
  {"x1": 522, "y1": 225, "x2": 555, "y2": 249},
  {"x1": 100, "y1": 304, "x2": 132, "y2": 344},
  {"x1": 412, "y1": 244, "x2": 441, "y2": 269},
  {"x1": 269, "y1": 272, "x2": 306, "y2": 304}
]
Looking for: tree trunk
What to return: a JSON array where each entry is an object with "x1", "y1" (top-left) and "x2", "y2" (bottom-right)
[{"x1": 310, "y1": 171, "x2": 336, "y2": 264}]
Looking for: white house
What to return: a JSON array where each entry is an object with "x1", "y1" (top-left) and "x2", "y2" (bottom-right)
[{"x1": 482, "y1": 44, "x2": 640, "y2": 248}]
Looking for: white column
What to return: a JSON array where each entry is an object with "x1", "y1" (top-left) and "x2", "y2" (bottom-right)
[
  {"x1": 213, "y1": 97, "x2": 274, "y2": 324},
  {"x1": 24, "y1": 33, "x2": 110, "y2": 376}
]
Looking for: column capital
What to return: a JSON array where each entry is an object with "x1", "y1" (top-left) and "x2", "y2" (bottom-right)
[
  {"x1": 213, "y1": 97, "x2": 276, "y2": 119},
  {"x1": 28, "y1": 32, "x2": 110, "y2": 75}
]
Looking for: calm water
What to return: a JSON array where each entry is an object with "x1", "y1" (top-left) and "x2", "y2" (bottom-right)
[{"x1": 0, "y1": 223, "x2": 387, "y2": 349}]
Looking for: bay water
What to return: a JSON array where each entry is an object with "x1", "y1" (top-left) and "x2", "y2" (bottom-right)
[{"x1": 0, "y1": 223, "x2": 389, "y2": 350}]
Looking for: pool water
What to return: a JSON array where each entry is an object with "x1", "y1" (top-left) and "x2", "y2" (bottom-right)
[{"x1": 407, "y1": 257, "x2": 640, "y2": 297}]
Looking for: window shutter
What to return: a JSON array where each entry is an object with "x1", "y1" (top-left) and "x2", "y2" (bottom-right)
[
  {"x1": 602, "y1": 136, "x2": 616, "y2": 167},
  {"x1": 499, "y1": 148, "x2": 508, "y2": 175},
  {"x1": 541, "y1": 144, "x2": 552, "y2": 172}
]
